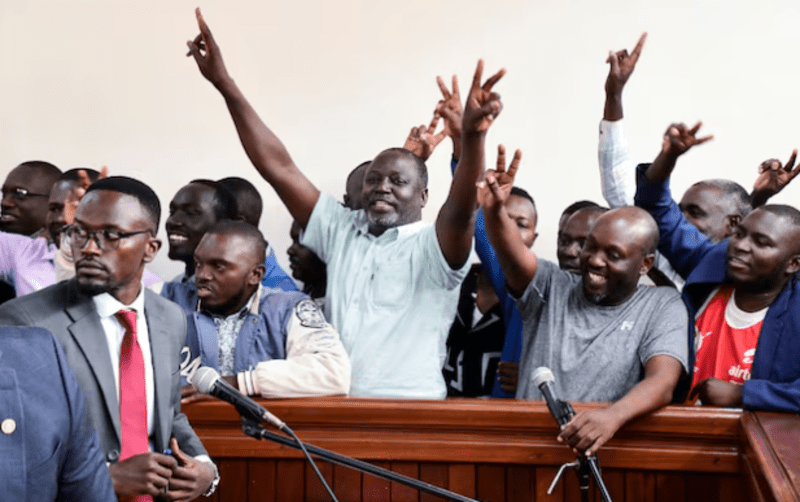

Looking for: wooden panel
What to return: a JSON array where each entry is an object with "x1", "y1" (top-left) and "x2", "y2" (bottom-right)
[
  {"x1": 248, "y1": 459, "x2": 276, "y2": 502},
  {"x1": 363, "y1": 461, "x2": 391, "y2": 502},
  {"x1": 656, "y1": 472, "x2": 685, "y2": 502},
  {"x1": 187, "y1": 398, "x2": 743, "y2": 473},
  {"x1": 447, "y1": 464, "x2": 475, "y2": 498},
  {"x1": 218, "y1": 458, "x2": 249, "y2": 501},
  {"x1": 305, "y1": 459, "x2": 334, "y2": 502},
  {"x1": 625, "y1": 471, "x2": 656, "y2": 502},
  {"x1": 740, "y1": 411, "x2": 800, "y2": 502},
  {"x1": 333, "y1": 463, "x2": 362, "y2": 502},
  {"x1": 390, "y1": 462, "x2": 419, "y2": 502},
  {"x1": 535, "y1": 467, "x2": 563, "y2": 501},
  {"x1": 476, "y1": 463, "x2": 505, "y2": 502},
  {"x1": 419, "y1": 463, "x2": 449, "y2": 502},
  {"x1": 275, "y1": 459, "x2": 305, "y2": 500},
  {"x1": 506, "y1": 465, "x2": 535, "y2": 502},
  {"x1": 182, "y1": 398, "x2": 798, "y2": 501},
  {"x1": 597, "y1": 469, "x2": 625, "y2": 502}
]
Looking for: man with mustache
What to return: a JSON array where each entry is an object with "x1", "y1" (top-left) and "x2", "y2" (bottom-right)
[
  {"x1": 636, "y1": 122, "x2": 800, "y2": 412},
  {"x1": 174, "y1": 220, "x2": 350, "y2": 402},
  {"x1": 0, "y1": 176, "x2": 218, "y2": 500},
  {"x1": 186, "y1": 9, "x2": 502, "y2": 398},
  {"x1": 479, "y1": 160, "x2": 688, "y2": 456}
]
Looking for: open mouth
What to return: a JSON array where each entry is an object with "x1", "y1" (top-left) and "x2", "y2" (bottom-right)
[
  {"x1": 585, "y1": 269, "x2": 607, "y2": 287},
  {"x1": 168, "y1": 233, "x2": 189, "y2": 245}
]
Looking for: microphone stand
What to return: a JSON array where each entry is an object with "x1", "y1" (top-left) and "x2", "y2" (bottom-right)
[
  {"x1": 546, "y1": 401, "x2": 613, "y2": 502},
  {"x1": 240, "y1": 419, "x2": 480, "y2": 502}
]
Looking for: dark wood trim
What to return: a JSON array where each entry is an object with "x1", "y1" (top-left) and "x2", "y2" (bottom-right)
[{"x1": 740, "y1": 411, "x2": 800, "y2": 502}]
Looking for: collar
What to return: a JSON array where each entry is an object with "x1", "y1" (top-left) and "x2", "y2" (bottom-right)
[{"x1": 92, "y1": 283, "x2": 146, "y2": 318}]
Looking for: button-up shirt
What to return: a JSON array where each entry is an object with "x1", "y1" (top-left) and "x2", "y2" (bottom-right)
[{"x1": 301, "y1": 193, "x2": 470, "y2": 399}]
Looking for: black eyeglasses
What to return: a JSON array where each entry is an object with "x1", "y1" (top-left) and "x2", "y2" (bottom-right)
[
  {"x1": 1, "y1": 187, "x2": 49, "y2": 202},
  {"x1": 66, "y1": 225, "x2": 153, "y2": 251}
]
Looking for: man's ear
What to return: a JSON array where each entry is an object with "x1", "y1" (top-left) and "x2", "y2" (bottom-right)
[
  {"x1": 142, "y1": 237, "x2": 162, "y2": 264},
  {"x1": 786, "y1": 254, "x2": 800, "y2": 276},
  {"x1": 640, "y1": 252, "x2": 656, "y2": 276},
  {"x1": 250, "y1": 264, "x2": 266, "y2": 286},
  {"x1": 530, "y1": 232, "x2": 539, "y2": 248},
  {"x1": 725, "y1": 214, "x2": 742, "y2": 237},
  {"x1": 420, "y1": 187, "x2": 429, "y2": 208}
]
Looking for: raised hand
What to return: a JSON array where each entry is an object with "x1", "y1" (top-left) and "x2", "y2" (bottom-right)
[
  {"x1": 462, "y1": 60, "x2": 505, "y2": 136},
  {"x1": 436, "y1": 75, "x2": 464, "y2": 157},
  {"x1": 477, "y1": 145, "x2": 521, "y2": 211},
  {"x1": 661, "y1": 122, "x2": 714, "y2": 158},
  {"x1": 751, "y1": 149, "x2": 800, "y2": 207},
  {"x1": 604, "y1": 32, "x2": 646, "y2": 121},
  {"x1": 186, "y1": 8, "x2": 232, "y2": 89},
  {"x1": 63, "y1": 166, "x2": 108, "y2": 226},
  {"x1": 403, "y1": 113, "x2": 448, "y2": 160},
  {"x1": 605, "y1": 32, "x2": 647, "y2": 98}
]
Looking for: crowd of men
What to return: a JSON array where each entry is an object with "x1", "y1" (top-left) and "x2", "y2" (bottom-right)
[{"x1": 1, "y1": 11, "x2": 799, "y2": 501}]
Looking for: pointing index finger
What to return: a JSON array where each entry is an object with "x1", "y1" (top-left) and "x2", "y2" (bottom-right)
[{"x1": 630, "y1": 32, "x2": 647, "y2": 64}]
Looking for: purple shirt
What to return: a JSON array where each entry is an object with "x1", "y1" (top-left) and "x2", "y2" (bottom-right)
[{"x1": 0, "y1": 233, "x2": 57, "y2": 296}]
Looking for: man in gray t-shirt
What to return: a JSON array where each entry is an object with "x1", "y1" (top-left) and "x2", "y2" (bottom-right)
[
  {"x1": 515, "y1": 259, "x2": 687, "y2": 402},
  {"x1": 479, "y1": 166, "x2": 688, "y2": 456}
]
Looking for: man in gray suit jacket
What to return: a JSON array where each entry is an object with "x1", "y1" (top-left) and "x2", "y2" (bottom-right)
[{"x1": 0, "y1": 177, "x2": 217, "y2": 500}]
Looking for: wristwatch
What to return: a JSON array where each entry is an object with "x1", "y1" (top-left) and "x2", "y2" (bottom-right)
[{"x1": 203, "y1": 462, "x2": 220, "y2": 497}]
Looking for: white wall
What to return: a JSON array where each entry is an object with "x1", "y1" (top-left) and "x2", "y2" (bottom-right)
[{"x1": 3, "y1": 0, "x2": 800, "y2": 280}]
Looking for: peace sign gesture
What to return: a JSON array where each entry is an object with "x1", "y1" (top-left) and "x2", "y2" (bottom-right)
[
  {"x1": 403, "y1": 113, "x2": 448, "y2": 160},
  {"x1": 751, "y1": 149, "x2": 800, "y2": 207},
  {"x1": 462, "y1": 60, "x2": 506, "y2": 135},
  {"x1": 661, "y1": 122, "x2": 714, "y2": 158},
  {"x1": 477, "y1": 144, "x2": 521, "y2": 210}
]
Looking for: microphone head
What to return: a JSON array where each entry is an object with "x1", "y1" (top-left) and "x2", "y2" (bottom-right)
[
  {"x1": 531, "y1": 367, "x2": 554, "y2": 388},
  {"x1": 190, "y1": 366, "x2": 220, "y2": 395}
]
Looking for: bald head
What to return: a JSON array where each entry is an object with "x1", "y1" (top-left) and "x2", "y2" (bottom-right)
[
  {"x1": 580, "y1": 206, "x2": 659, "y2": 306},
  {"x1": 598, "y1": 207, "x2": 659, "y2": 255}
]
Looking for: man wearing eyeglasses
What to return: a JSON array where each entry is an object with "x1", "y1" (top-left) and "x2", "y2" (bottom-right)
[
  {"x1": 0, "y1": 161, "x2": 63, "y2": 301},
  {"x1": 1, "y1": 161, "x2": 62, "y2": 237},
  {"x1": 0, "y1": 176, "x2": 218, "y2": 500}
]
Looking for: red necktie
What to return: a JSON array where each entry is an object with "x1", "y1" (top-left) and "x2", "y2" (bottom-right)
[{"x1": 117, "y1": 310, "x2": 153, "y2": 502}]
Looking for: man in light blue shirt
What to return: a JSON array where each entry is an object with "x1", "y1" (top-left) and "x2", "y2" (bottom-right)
[{"x1": 187, "y1": 8, "x2": 505, "y2": 398}]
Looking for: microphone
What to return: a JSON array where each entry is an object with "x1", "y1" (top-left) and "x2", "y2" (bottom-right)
[
  {"x1": 531, "y1": 367, "x2": 575, "y2": 427},
  {"x1": 190, "y1": 366, "x2": 287, "y2": 431}
]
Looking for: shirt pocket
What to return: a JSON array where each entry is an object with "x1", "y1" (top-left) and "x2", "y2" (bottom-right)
[{"x1": 370, "y1": 260, "x2": 413, "y2": 308}]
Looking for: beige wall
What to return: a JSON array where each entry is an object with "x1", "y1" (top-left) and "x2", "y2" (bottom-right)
[{"x1": 3, "y1": 0, "x2": 800, "y2": 280}]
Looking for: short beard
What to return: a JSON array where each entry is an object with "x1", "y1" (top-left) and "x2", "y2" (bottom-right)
[{"x1": 76, "y1": 279, "x2": 111, "y2": 297}]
